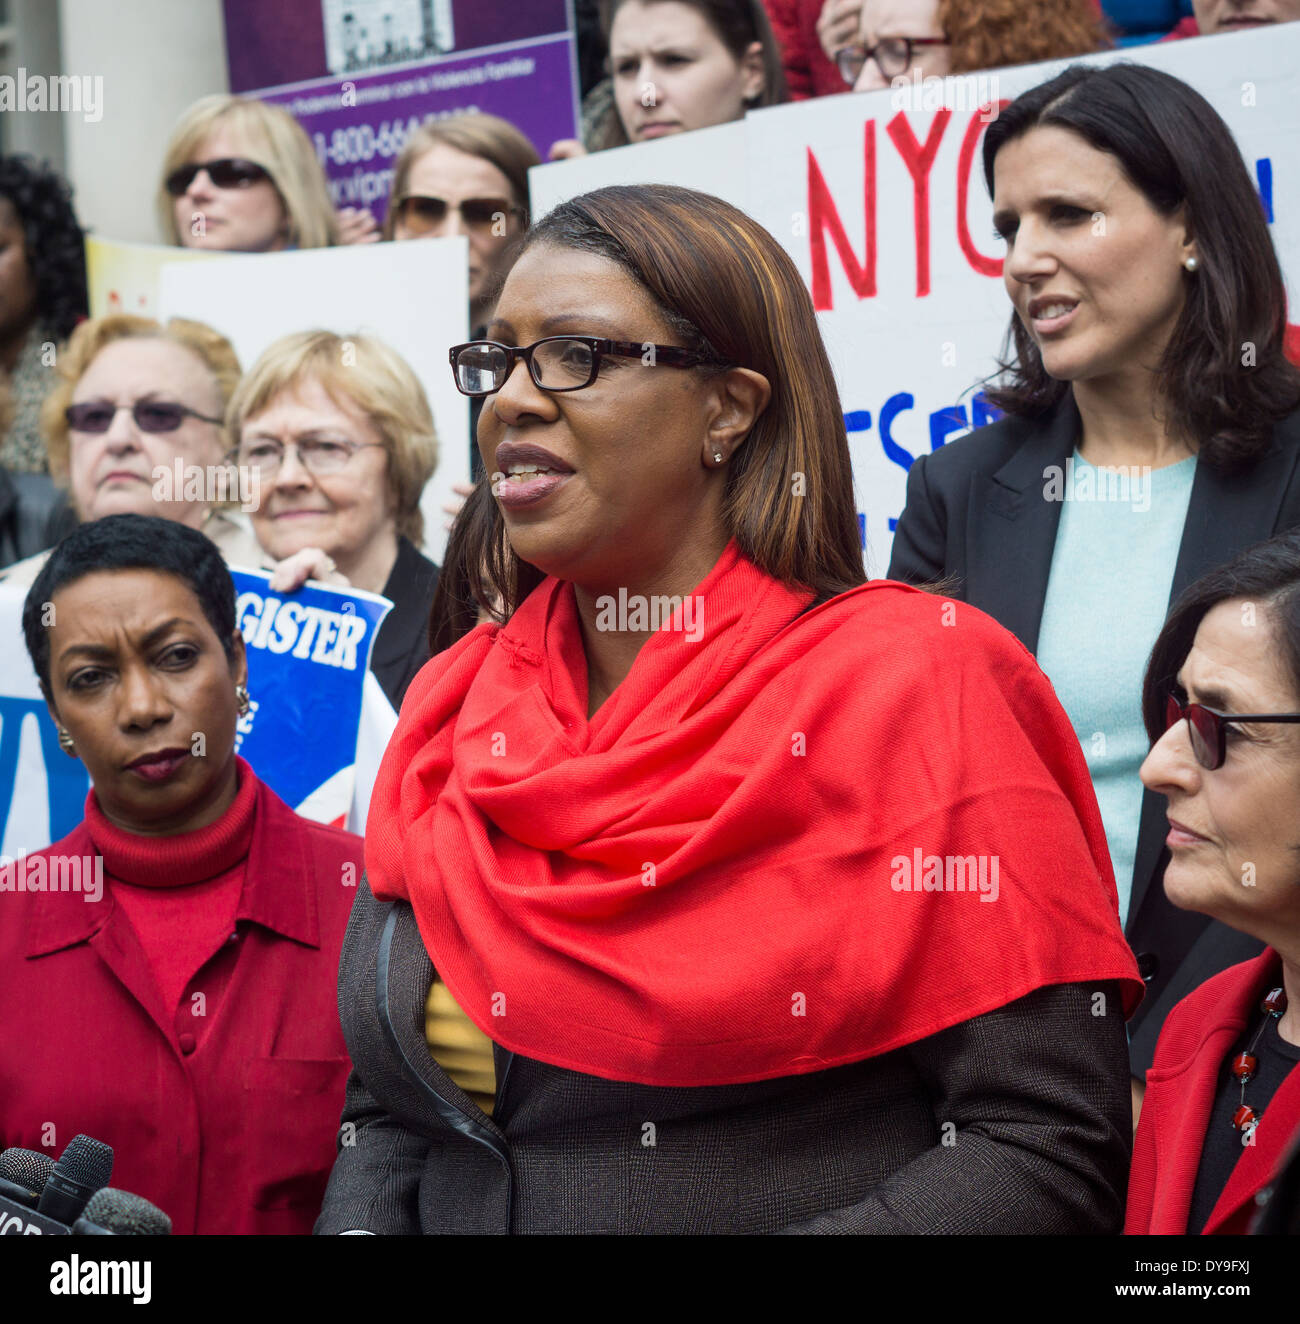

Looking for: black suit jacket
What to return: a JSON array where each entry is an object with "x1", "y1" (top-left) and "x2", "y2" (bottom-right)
[
  {"x1": 315, "y1": 877, "x2": 1133, "y2": 1234},
  {"x1": 887, "y1": 396, "x2": 1300, "y2": 1072},
  {"x1": 0, "y1": 468, "x2": 75, "y2": 570},
  {"x1": 371, "y1": 536, "x2": 440, "y2": 711}
]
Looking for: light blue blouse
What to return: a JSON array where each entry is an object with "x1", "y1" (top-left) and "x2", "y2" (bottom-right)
[{"x1": 1035, "y1": 451, "x2": 1197, "y2": 923}]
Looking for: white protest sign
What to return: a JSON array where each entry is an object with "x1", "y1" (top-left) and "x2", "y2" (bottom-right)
[
  {"x1": 529, "y1": 25, "x2": 1300, "y2": 576},
  {"x1": 158, "y1": 236, "x2": 471, "y2": 565},
  {"x1": 528, "y1": 119, "x2": 748, "y2": 217}
]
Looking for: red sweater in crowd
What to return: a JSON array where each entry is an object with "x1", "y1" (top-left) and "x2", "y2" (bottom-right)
[
  {"x1": 1127, "y1": 948, "x2": 1300, "y2": 1234},
  {"x1": 0, "y1": 759, "x2": 363, "y2": 1234}
]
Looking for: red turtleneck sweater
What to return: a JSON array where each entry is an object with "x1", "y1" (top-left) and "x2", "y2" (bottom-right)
[
  {"x1": 99, "y1": 766, "x2": 254, "y2": 1026},
  {"x1": 0, "y1": 759, "x2": 364, "y2": 1234}
]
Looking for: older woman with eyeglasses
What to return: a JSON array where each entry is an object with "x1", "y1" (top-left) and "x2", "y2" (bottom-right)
[
  {"x1": 1127, "y1": 530, "x2": 1300, "y2": 1234},
  {"x1": 824, "y1": 0, "x2": 1107, "y2": 92},
  {"x1": 229, "y1": 330, "x2": 440, "y2": 710},
  {"x1": 0, "y1": 314, "x2": 261, "y2": 588}
]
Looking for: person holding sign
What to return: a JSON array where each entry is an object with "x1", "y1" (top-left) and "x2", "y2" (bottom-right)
[
  {"x1": 1, "y1": 514, "x2": 363, "y2": 1233},
  {"x1": 229, "y1": 330, "x2": 440, "y2": 710},
  {"x1": 552, "y1": 0, "x2": 787, "y2": 157},
  {"x1": 159, "y1": 94, "x2": 380, "y2": 252},
  {"x1": 317, "y1": 183, "x2": 1141, "y2": 1236},
  {"x1": 1126, "y1": 532, "x2": 1300, "y2": 1234},
  {"x1": 887, "y1": 64, "x2": 1300, "y2": 1116},
  {"x1": 0, "y1": 314, "x2": 261, "y2": 589}
]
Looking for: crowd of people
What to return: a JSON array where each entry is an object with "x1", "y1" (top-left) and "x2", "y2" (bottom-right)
[{"x1": 2, "y1": 0, "x2": 1300, "y2": 1240}]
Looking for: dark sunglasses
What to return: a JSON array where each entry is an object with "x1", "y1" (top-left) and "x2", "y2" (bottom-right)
[
  {"x1": 392, "y1": 194, "x2": 523, "y2": 235},
  {"x1": 165, "y1": 157, "x2": 271, "y2": 197},
  {"x1": 66, "y1": 400, "x2": 225, "y2": 434},
  {"x1": 449, "y1": 336, "x2": 724, "y2": 396},
  {"x1": 1164, "y1": 692, "x2": 1300, "y2": 770}
]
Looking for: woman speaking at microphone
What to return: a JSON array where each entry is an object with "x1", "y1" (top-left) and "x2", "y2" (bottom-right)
[
  {"x1": 317, "y1": 183, "x2": 1141, "y2": 1235},
  {"x1": 0, "y1": 514, "x2": 363, "y2": 1234}
]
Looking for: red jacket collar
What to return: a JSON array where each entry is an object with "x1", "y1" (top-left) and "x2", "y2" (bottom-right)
[
  {"x1": 24, "y1": 763, "x2": 320, "y2": 958},
  {"x1": 1141, "y1": 948, "x2": 1296, "y2": 1234}
]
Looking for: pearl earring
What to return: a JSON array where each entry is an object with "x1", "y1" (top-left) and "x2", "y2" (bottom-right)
[{"x1": 1184, "y1": 256, "x2": 1199, "y2": 272}]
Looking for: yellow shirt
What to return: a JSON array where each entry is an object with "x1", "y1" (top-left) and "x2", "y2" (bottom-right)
[{"x1": 424, "y1": 978, "x2": 497, "y2": 1115}]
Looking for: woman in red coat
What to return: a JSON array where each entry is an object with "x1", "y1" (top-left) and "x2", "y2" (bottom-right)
[
  {"x1": 1128, "y1": 531, "x2": 1300, "y2": 1234},
  {"x1": 0, "y1": 513, "x2": 363, "y2": 1234}
]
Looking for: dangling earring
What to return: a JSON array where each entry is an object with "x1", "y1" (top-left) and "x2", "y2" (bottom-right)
[
  {"x1": 58, "y1": 727, "x2": 77, "y2": 757},
  {"x1": 235, "y1": 684, "x2": 251, "y2": 716},
  {"x1": 1184, "y1": 256, "x2": 1200, "y2": 272}
]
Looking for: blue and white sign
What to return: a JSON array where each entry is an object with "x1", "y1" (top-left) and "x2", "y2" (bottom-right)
[{"x1": 0, "y1": 572, "x2": 390, "y2": 856}]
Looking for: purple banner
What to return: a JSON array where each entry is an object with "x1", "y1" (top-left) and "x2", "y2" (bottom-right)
[
  {"x1": 254, "y1": 33, "x2": 579, "y2": 222},
  {"x1": 223, "y1": 0, "x2": 572, "y2": 93}
]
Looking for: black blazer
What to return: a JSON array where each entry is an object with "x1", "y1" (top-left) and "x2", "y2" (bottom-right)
[
  {"x1": 0, "y1": 468, "x2": 74, "y2": 570},
  {"x1": 887, "y1": 395, "x2": 1300, "y2": 1072},
  {"x1": 371, "y1": 535, "x2": 440, "y2": 711},
  {"x1": 315, "y1": 877, "x2": 1133, "y2": 1234}
]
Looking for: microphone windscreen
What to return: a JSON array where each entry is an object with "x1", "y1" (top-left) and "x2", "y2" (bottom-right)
[
  {"x1": 55, "y1": 1135, "x2": 114, "y2": 1191},
  {"x1": 82, "y1": 1188, "x2": 172, "y2": 1236},
  {"x1": 0, "y1": 1147, "x2": 55, "y2": 1196}
]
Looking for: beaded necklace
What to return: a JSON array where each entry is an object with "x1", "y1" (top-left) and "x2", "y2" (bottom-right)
[{"x1": 1229, "y1": 987, "x2": 1288, "y2": 1134}]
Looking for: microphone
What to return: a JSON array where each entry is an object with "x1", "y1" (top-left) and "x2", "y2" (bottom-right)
[
  {"x1": 36, "y1": 1135, "x2": 113, "y2": 1226},
  {"x1": 0, "y1": 1147, "x2": 54, "y2": 1206},
  {"x1": 72, "y1": 1188, "x2": 172, "y2": 1235}
]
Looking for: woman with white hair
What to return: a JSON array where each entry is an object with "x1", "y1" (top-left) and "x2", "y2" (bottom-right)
[{"x1": 229, "y1": 330, "x2": 440, "y2": 708}]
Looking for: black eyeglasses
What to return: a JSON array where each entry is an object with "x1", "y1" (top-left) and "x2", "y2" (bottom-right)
[
  {"x1": 165, "y1": 157, "x2": 272, "y2": 197},
  {"x1": 835, "y1": 36, "x2": 948, "y2": 84},
  {"x1": 392, "y1": 194, "x2": 524, "y2": 236},
  {"x1": 66, "y1": 399, "x2": 225, "y2": 434},
  {"x1": 1164, "y1": 692, "x2": 1300, "y2": 770},
  {"x1": 448, "y1": 336, "x2": 724, "y2": 396}
]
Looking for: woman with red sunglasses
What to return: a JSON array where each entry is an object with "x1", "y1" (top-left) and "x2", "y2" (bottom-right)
[{"x1": 1129, "y1": 529, "x2": 1300, "y2": 1233}]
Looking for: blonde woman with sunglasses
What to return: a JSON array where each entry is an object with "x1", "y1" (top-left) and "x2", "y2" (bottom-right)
[{"x1": 159, "y1": 94, "x2": 379, "y2": 252}]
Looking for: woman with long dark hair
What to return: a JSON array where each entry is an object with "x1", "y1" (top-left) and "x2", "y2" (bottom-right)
[
  {"x1": 318, "y1": 182, "x2": 1140, "y2": 1235},
  {"x1": 887, "y1": 63, "x2": 1300, "y2": 1114}
]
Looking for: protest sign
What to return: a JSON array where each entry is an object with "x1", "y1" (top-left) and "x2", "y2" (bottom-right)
[
  {"x1": 223, "y1": 0, "x2": 580, "y2": 222},
  {"x1": 230, "y1": 568, "x2": 391, "y2": 824},
  {"x1": 0, "y1": 572, "x2": 389, "y2": 856},
  {"x1": 157, "y1": 235, "x2": 470, "y2": 565},
  {"x1": 528, "y1": 25, "x2": 1300, "y2": 575},
  {"x1": 84, "y1": 236, "x2": 222, "y2": 320}
]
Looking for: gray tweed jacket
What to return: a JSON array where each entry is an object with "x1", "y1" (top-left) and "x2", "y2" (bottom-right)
[{"x1": 315, "y1": 877, "x2": 1133, "y2": 1235}]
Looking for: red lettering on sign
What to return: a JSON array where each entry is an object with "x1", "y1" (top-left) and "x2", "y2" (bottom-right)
[
  {"x1": 807, "y1": 123, "x2": 877, "y2": 312},
  {"x1": 956, "y1": 103, "x2": 1009, "y2": 278},
  {"x1": 886, "y1": 109, "x2": 951, "y2": 297}
]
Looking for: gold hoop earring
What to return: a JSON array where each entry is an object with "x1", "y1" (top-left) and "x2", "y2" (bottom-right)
[{"x1": 236, "y1": 684, "x2": 251, "y2": 717}]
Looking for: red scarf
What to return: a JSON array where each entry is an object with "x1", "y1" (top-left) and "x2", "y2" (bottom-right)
[{"x1": 367, "y1": 542, "x2": 1142, "y2": 1086}]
